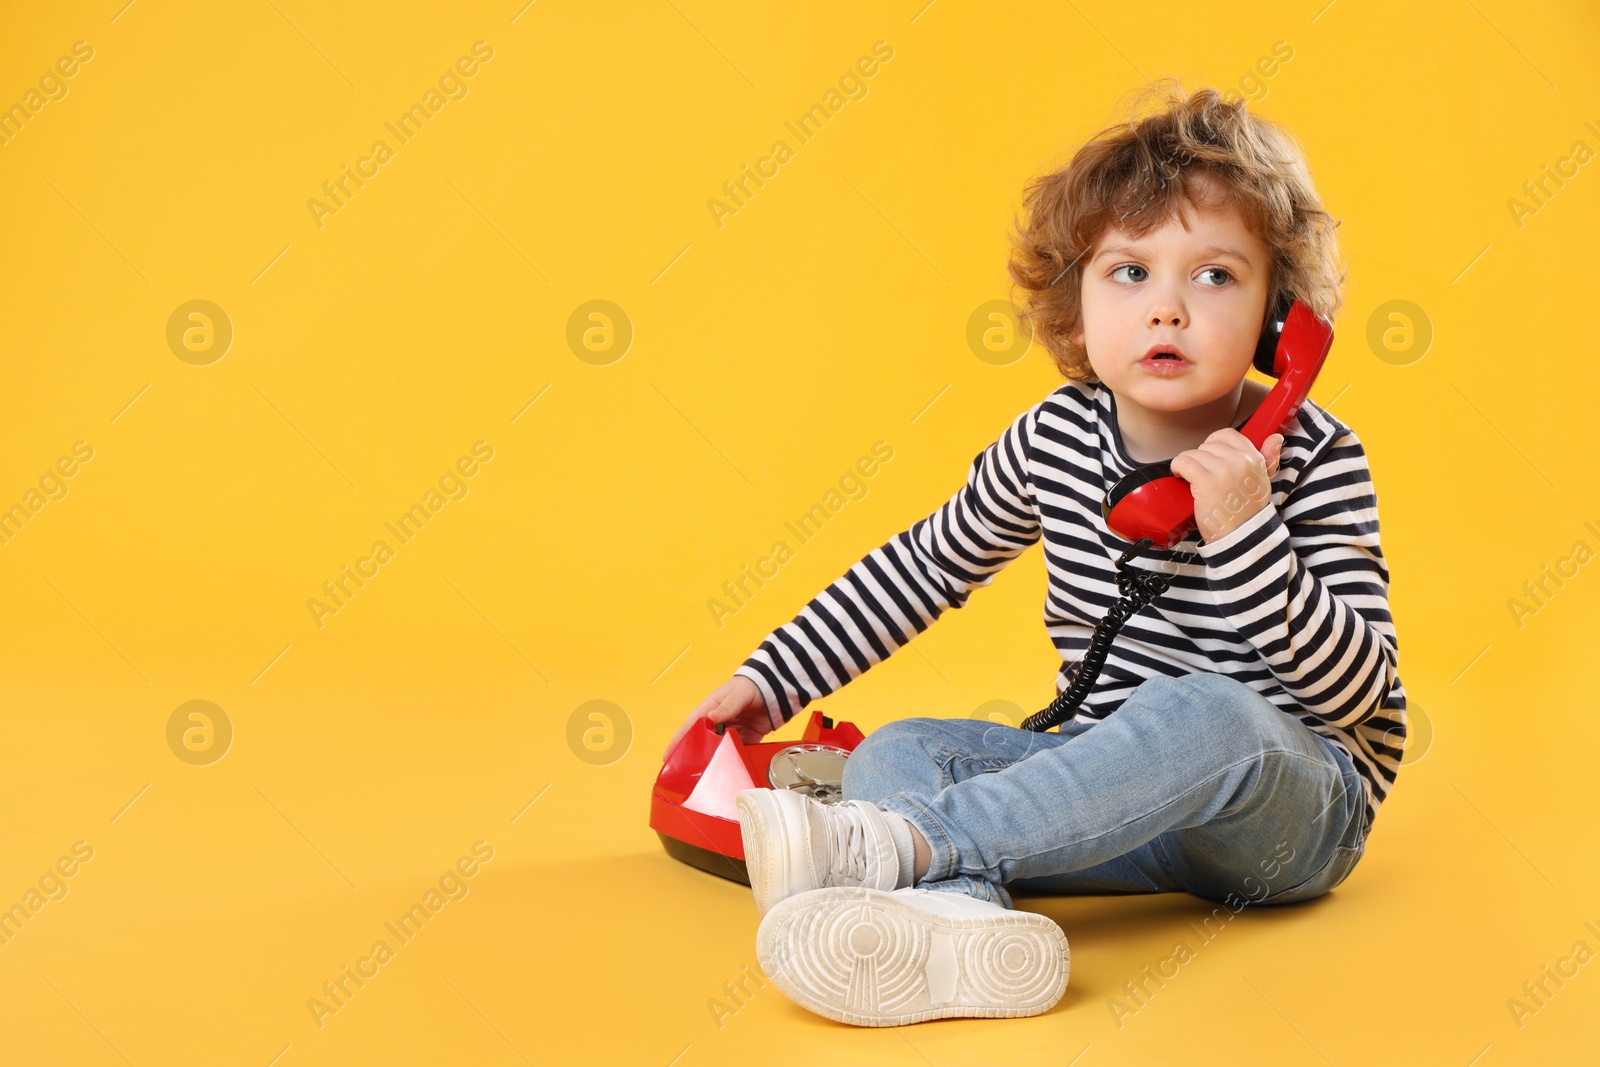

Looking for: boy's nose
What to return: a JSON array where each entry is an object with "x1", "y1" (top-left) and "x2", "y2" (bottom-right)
[{"x1": 1148, "y1": 307, "x2": 1185, "y2": 327}]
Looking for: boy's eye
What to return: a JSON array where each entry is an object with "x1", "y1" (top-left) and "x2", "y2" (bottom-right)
[
  {"x1": 1109, "y1": 264, "x2": 1148, "y2": 283},
  {"x1": 1196, "y1": 267, "x2": 1233, "y2": 286}
]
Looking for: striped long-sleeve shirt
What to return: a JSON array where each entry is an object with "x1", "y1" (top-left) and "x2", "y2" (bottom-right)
[{"x1": 734, "y1": 379, "x2": 1406, "y2": 829}]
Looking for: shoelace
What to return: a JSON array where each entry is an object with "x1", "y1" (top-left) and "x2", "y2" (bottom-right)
[{"x1": 826, "y1": 806, "x2": 869, "y2": 884}]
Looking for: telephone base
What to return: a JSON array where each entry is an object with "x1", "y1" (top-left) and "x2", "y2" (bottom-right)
[
  {"x1": 657, "y1": 831, "x2": 750, "y2": 885},
  {"x1": 651, "y1": 709, "x2": 867, "y2": 882}
]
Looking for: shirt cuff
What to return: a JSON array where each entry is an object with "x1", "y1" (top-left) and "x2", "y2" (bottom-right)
[
  {"x1": 1195, "y1": 502, "x2": 1284, "y2": 563},
  {"x1": 733, "y1": 664, "x2": 787, "y2": 733}
]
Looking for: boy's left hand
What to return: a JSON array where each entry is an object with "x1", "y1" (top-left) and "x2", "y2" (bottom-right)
[{"x1": 1169, "y1": 430, "x2": 1284, "y2": 544}]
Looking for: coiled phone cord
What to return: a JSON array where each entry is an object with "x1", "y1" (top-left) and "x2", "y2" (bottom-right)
[{"x1": 1020, "y1": 537, "x2": 1172, "y2": 733}]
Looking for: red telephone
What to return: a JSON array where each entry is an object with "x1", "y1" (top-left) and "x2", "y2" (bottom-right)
[
  {"x1": 652, "y1": 709, "x2": 866, "y2": 883},
  {"x1": 1102, "y1": 292, "x2": 1334, "y2": 550},
  {"x1": 1021, "y1": 292, "x2": 1333, "y2": 732}
]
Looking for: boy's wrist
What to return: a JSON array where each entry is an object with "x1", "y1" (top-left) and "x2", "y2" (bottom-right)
[
  {"x1": 733, "y1": 665, "x2": 785, "y2": 732},
  {"x1": 1195, "y1": 499, "x2": 1280, "y2": 556}
]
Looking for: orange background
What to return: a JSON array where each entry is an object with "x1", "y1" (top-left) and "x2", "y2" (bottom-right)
[{"x1": 0, "y1": 0, "x2": 1596, "y2": 1063}]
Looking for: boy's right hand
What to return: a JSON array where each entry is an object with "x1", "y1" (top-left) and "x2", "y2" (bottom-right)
[{"x1": 663, "y1": 675, "x2": 775, "y2": 761}]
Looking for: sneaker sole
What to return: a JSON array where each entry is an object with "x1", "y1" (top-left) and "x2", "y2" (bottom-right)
[
  {"x1": 757, "y1": 887, "x2": 1069, "y2": 1027},
  {"x1": 736, "y1": 789, "x2": 809, "y2": 917}
]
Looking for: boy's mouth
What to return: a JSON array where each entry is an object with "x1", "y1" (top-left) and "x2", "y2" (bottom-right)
[{"x1": 1140, "y1": 344, "x2": 1190, "y2": 366}]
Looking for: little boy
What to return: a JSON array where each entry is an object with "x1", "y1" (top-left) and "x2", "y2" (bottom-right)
[{"x1": 666, "y1": 81, "x2": 1406, "y2": 1027}]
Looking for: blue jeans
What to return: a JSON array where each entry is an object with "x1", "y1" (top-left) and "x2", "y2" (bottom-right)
[{"x1": 841, "y1": 672, "x2": 1370, "y2": 911}]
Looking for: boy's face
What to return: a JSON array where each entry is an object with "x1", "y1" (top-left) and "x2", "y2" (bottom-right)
[{"x1": 1070, "y1": 185, "x2": 1271, "y2": 416}]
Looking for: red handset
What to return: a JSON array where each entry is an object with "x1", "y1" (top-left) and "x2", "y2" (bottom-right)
[{"x1": 1101, "y1": 293, "x2": 1334, "y2": 550}]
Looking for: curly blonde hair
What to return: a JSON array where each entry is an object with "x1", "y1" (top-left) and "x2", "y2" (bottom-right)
[{"x1": 1007, "y1": 79, "x2": 1346, "y2": 383}]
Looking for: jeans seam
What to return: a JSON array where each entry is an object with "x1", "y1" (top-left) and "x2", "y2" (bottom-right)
[
  {"x1": 1260, "y1": 838, "x2": 1359, "y2": 904},
  {"x1": 939, "y1": 750, "x2": 1014, "y2": 773},
  {"x1": 1149, "y1": 833, "x2": 1181, "y2": 885}
]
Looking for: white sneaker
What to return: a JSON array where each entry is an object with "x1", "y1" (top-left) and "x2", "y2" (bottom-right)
[
  {"x1": 736, "y1": 788, "x2": 902, "y2": 917},
  {"x1": 756, "y1": 885, "x2": 1069, "y2": 1027}
]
